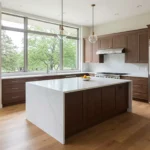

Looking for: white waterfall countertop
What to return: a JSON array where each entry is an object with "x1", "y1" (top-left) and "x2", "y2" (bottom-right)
[
  {"x1": 26, "y1": 77, "x2": 132, "y2": 144},
  {"x1": 27, "y1": 77, "x2": 131, "y2": 93}
]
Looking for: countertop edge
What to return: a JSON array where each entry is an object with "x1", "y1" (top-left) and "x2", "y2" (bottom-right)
[{"x1": 26, "y1": 79, "x2": 132, "y2": 93}]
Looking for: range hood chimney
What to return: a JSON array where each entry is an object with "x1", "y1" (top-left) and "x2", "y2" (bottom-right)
[{"x1": 96, "y1": 48, "x2": 125, "y2": 55}]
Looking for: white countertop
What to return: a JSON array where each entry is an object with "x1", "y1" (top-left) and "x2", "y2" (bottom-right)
[
  {"x1": 27, "y1": 77, "x2": 131, "y2": 93},
  {"x1": 122, "y1": 73, "x2": 148, "y2": 78},
  {"x1": 2, "y1": 72, "x2": 95, "y2": 79}
]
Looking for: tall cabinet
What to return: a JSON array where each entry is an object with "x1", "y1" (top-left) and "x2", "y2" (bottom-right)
[{"x1": 83, "y1": 38, "x2": 104, "y2": 63}]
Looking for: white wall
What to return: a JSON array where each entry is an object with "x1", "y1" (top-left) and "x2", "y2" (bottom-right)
[
  {"x1": 95, "y1": 12, "x2": 150, "y2": 35},
  {"x1": 85, "y1": 13, "x2": 150, "y2": 73}
]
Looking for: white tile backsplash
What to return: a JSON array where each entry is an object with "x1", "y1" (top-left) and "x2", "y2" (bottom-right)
[{"x1": 84, "y1": 54, "x2": 148, "y2": 73}]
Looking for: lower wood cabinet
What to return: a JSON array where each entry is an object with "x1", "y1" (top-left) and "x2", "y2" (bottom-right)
[
  {"x1": 2, "y1": 73, "x2": 89, "y2": 106},
  {"x1": 83, "y1": 88, "x2": 102, "y2": 127},
  {"x1": 116, "y1": 84, "x2": 128, "y2": 113},
  {"x1": 65, "y1": 91, "x2": 84, "y2": 138},
  {"x1": 121, "y1": 76, "x2": 148, "y2": 101},
  {"x1": 101, "y1": 86, "x2": 116, "y2": 120},
  {"x1": 65, "y1": 83, "x2": 129, "y2": 138}
]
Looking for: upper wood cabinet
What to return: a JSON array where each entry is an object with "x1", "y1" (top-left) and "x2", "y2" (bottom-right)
[
  {"x1": 83, "y1": 38, "x2": 92, "y2": 63},
  {"x1": 138, "y1": 30, "x2": 148, "y2": 63},
  {"x1": 113, "y1": 35, "x2": 127, "y2": 48},
  {"x1": 84, "y1": 38, "x2": 104, "y2": 63},
  {"x1": 126, "y1": 29, "x2": 148, "y2": 63},
  {"x1": 99, "y1": 37, "x2": 113, "y2": 49},
  {"x1": 92, "y1": 39, "x2": 100, "y2": 63},
  {"x1": 84, "y1": 28, "x2": 148, "y2": 64},
  {"x1": 126, "y1": 32, "x2": 139, "y2": 63}
]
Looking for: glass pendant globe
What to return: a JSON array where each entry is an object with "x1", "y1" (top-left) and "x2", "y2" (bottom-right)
[{"x1": 89, "y1": 34, "x2": 98, "y2": 43}]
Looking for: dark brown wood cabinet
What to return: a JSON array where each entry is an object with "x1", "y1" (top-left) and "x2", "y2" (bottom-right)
[
  {"x1": 121, "y1": 76, "x2": 148, "y2": 101},
  {"x1": 138, "y1": 30, "x2": 148, "y2": 63},
  {"x1": 126, "y1": 32, "x2": 139, "y2": 63},
  {"x1": 116, "y1": 84, "x2": 128, "y2": 113},
  {"x1": 2, "y1": 73, "x2": 89, "y2": 107},
  {"x1": 65, "y1": 91, "x2": 84, "y2": 138},
  {"x1": 84, "y1": 38, "x2": 92, "y2": 63},
  {"x1": 84, "y1": 38, "x2": 104, "y2": 63},
  {"x1": 100, "y1": 37, "x2": 113, "y2": 49},
  {"x1": 65, "y1": 83, "x2": 129, "y2": 138},
  {"x1": 83, "y1": 88, "x2": 102, "y2": 127},
  {"x1": 85, "y1": 28, "x2": 148, "y2": 63},
  {"x1": 92, "y1": 40, "x2": 100, "y2": 63},
  {"x1": 113, "y1": 34, "x2": 127, "y2": 48},
  {"x1": 101, "y1": 86, "x2": 116, "y2": 119},
  {"x1": 126, "y1": 29, "x2": 148, "y2": 63}
]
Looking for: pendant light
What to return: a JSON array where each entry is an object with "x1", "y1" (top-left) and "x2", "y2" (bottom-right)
[
  {"x1": 57, "y1": 0, "x2": 69, "y2": 40},
  {"x1": 89, "y1": 4, "x2": 97, "y2": 43}
]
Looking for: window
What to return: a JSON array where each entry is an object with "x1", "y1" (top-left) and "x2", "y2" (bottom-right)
[
  {"x1": 2, "y1": 14, "x2": 24, "y2": 73},
  {"x1": 28, "y1": 19, "x2": 59, "y2": 34},
  {"x1": 2, "y1": 14, "x2": 24, "y2": 29},
  {"x1": 1, "y1": 13, "x2": 80, "y2": 74},
  {"x1": 63, "y1": 38, "x2": 78, "y2": 70},
  {"x1": 28, "y1": 34, "x2": 60, "y2": 71}
]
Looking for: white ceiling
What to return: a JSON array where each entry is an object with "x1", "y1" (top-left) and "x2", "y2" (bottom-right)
[{"x1": 1, "y1": 0, "x2": 150, "y2": 26}]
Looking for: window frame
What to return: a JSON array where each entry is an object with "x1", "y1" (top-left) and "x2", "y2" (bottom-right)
[{"x1": 1, "y1": 12, "x2": 80, "y2": 74}]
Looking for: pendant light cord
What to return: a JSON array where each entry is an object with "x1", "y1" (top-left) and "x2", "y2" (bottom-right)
[
  {"x1": 92, "y1": 5, "x2": 94, "y2": 35},
  {"x1": 61, "y1": 0, "x2": 63, "y2": 27}
]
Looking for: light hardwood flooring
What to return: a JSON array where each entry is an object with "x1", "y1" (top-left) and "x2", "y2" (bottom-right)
[{"x1": 1, "y1": 100, "x2": 150, "y2": 150}]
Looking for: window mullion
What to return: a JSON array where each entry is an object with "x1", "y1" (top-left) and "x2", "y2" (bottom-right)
[
  {"x1": 60, "y1": 39, "x2": 63, "y2": 70},
  {"x1": 24, "y1": 17, "x2": 28, "y2": 72}
]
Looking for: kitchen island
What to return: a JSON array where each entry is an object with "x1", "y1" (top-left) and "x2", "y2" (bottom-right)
[{"x1": 26, "y1": 77, "x2": 132, "y2": 144}]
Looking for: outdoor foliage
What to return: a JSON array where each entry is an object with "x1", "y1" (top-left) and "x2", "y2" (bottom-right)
[{"x1": 1, "y1": 28, "x2": 77, "y2": 73}]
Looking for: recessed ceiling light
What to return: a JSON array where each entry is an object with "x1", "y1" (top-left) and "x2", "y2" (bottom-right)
[
  {"x1": 137, "y1": 5, "x2": 142, "y2": 8},
  {"x1": 114, "y1": 13, "x2": 119, "y2": 16}
]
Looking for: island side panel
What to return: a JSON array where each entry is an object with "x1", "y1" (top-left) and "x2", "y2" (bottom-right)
[{"x1": 26, "y1": 83, "x2": 65, "y2": 144}]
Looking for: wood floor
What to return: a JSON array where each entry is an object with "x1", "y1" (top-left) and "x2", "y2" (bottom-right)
[{"x1": 1, "y1": 101, "x2": 150, "y2": 150}]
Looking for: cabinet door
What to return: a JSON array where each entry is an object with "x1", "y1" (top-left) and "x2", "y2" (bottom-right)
[
  {"x1": 116, "y1": 84, "x2": 128, "y2": 113},
  {"x1": 113, "y1": 35, "x2": 127, "y2": 48},
  {"x1": 92, "y1": 41, "x2": 99, "y2": 63},
  {"x1": 92, "y1": 40, "x2": 104, "y2": 63},
  {"x1": 84, "y1": 38, "x2": 92, "y2": 63},
  {"x1": 83, "y1": 88, "x2": 102, "y2": 127},
  {"x1": 139, "y1": 31, "x2": 148, "y2": 63},
  {"x1": 101, "y1": 86, "x2": 116, "y2": 120},
  {"x1": 126, "y1": 32, "x2": 139, "y2": 63},
  {"x1": 65, "y1": 91, "x2": 84, "y2": 138},
  {"x1": 100, "y1": 37, "x2": 113, "y2": 49}
]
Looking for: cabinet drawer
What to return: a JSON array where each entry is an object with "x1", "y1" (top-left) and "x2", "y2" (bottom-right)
[
  {"x1": 133, "y1": 85, "x2": 148, "y2": 94},
  {"x1": 2, "y1": 92, "x2": 25, "y2": 105},
  {"x1": 2, "y1": 79, "x2": 26, "y2": 86},
  {"x1": 133, "y1": 92, "x2": 148, "y2": 100},
  {"x1": 131, "y1": 77, "x2": 148, "y2": 85},
  {"x1": 2, "y1": 83, "x2": 25, "y2": 94}
]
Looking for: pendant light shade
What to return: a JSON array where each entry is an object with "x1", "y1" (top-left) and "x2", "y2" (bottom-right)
[
  {"x1": 57, "y1": 0, "x2": 69, "y2": 40},
  {"x1": 89, "y1": 4, "x2": 97, "y2": 43}
]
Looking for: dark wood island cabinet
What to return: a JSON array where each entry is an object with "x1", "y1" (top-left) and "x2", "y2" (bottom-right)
[{"x1": 65, "y1": 83, "x2": 129, "y2": 138}]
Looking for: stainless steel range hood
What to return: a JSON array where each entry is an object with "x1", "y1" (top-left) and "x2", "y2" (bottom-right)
[{"x1": 96, "y1": 48, "x2": 125, "y2": 55}]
